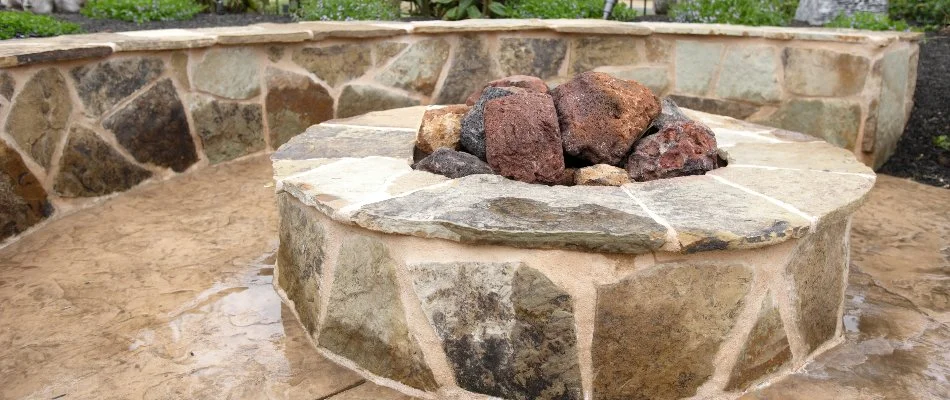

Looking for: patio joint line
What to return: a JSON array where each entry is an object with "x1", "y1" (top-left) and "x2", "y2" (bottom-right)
[
  {"x1": 709, "y1": 175, "x2": 818, "y2": 230},
  {"x1": 621, "y1": 185, "x2": 681, "y2": 251}
]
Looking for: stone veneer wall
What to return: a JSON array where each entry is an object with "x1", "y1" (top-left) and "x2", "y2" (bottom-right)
[{"x1": 0, "y1": 20, "x2": 919, "y2": 242}]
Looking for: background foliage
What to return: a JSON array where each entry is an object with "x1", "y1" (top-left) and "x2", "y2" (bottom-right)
[
  {"x1": 669, "y1": 0, "x2": 797, "y2": 26},
  {"x1": 294, "y1": 0, "x2": 399, "y2": 21},
  {"x1": 0, "y1": 11, "x2": 82, "y2": 39},
  {"x1": 81, "y1": 0, "x2": 204, "y2": 23}
]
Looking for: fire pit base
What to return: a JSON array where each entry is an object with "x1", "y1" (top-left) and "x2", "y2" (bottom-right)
[{"x1": 271, "y1": 106, "x2": 875, "y2": 400}]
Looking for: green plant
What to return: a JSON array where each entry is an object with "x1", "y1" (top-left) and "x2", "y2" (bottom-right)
[
  {"x1": 196, "y1": 0, "x2": 265, "y2": 13},
  {"x1": 294, "y1": 0, "x2": 398, "y2": 20},
  {"x1": 507, "y1": 0, "x2": 638, "y2": 20},
  {"x1": 935, "y1": 135, "x2": 950, "y2": 151},
  {"x1": 669, "y1": 0, "x2": 797, "y2": 26},
  {"x1": 889, "y1": 0, "x2": 949, "y2": 31},
  {"x1": 435, "y1": 0, "x2": 508, "y2": 20},
  {"x1": 0, "y1": 11, "x2": 82, "y2": 39},
  {"x1": 826, "y1": 12, "x2": 911, "y2": 31},
  {"x1": 81, "y1": 0, "x2": 205, "y2": 23}
]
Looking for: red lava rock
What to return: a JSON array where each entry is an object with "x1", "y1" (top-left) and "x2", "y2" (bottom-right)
[
  {"x1": 465, "y1": 75, "x2": 549, "y2": 106},
  {"x1": 483, "y1": 91, "x2": 566, "y2": 184},
  {"x1": 552, "y1": 72, "x2": 660, "y2": 166},
  {"x1": 626, "y1": 120, "x2": 719, "y2": 182}
]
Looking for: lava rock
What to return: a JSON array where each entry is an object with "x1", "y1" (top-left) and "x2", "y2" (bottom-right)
[
  {"x1": 484, "y1": 91, "x2": 565, "y2": 184},
  {"x1": 626, "y1": 120, "x2": 719, "y2": 182},
  {"x1": 464, "y1": 75, "x2": 550, "y2": 106},
  {"x1": 575, "y1": 164, "x2": 631, "y2": 186},
  {"x1": 413, "y1": 148, "x2": 494, "y2": 179},
  {"x1": 459, "y1": 86, "x2": 524, "y2": 160},
  {"x1": 552, "y1": 72, "x2": 660, "y2": 166},
  {"x1": 416, "y1": 105, "x2": 469, "y2": 153},
  {"x1": 650, "y1": 97, "x2": 690, "y2": 132}
]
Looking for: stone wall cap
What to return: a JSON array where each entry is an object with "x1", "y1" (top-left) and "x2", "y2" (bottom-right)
[
  {"x1": 637, "y1": 22, "x2": 923, "y2": 44},
  {"x1": 273, "y1": 106, "x2": 876, "y2": 254},
  {"x1": 542, "y1": 19, "x2": 652, "y2": 35},
  {"x1": 411, "y1": 19, "x2": 547, "y2": 33}
]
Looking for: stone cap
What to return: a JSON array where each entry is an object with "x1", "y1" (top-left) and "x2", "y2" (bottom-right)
[
  {"x1": 0, "y1": 20, "x2": 921, "y2": 68},
  {"x1": 272, "y1": 106, "x2": 875, "y2": 254}
]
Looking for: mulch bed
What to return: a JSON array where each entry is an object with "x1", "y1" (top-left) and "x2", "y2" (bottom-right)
[{"x1": 879, "y1": 32, "x2": 950, "y2": 188}]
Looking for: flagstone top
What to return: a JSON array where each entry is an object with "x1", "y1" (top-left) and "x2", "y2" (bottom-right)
[{"x1": 272, "y1": 106, "x2": 875, "y2": 254}]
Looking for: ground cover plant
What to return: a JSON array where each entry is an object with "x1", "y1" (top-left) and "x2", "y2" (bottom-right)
[
  {"x1": 827, "y1": 11, "x2": 911, "y2": 31},
  {"x1": 81, "y1": 0, "x2": 204, "y2": 23},
  {"x1": 669, "y1": 0, "x2": 797, "y2": 26},
  {"x1": 0, "y1": 11, "x2": 82, "y2": 39},
  {"x1": 294, "y1": 0, "x2": 398, "y2": 21}
]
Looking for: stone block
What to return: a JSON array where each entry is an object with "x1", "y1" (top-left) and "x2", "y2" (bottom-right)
[
  {"x1": 54, "y1": 125, "x2": 152, "y2": 197},
  {"x1": 276, "y1": 193, "x2": 325, "y2": 334},
  {"x1": 103, "y1": 79, "x2": 198, "y2": 172},
  {"x1": 409, "y1": 262, "x2": 582, "y2": 399},
  {"x1": 716, "y1": 46, "x2": 782, "y2": 104},
  {"x1": 0, "y1": 139, "x2": 52, "y2": 241},
  {"x1": 783, "y1": 47, "x2": 869, "y2": 97},
  {"x1": 0, "y1": 72, "x2": 14, "y2": 101},
  {"x1": 668, "y1": 95, "x2": 760, "y2": 119},
  {"x1": 435, "y1": 36, "x2": 500, "y2": 104},
  {"x1": 170, "y1": 52, "x2": 190, "y2": 89},
  {"x1": 319, "y1": 235, "x2": 438, "y2": 390},
  {"x1": 751, "y1": 98, "x2": 861, "y2": 149},
  {"x1": 337, "y1": 84, "x2": 420, "y2": 119},
  {"x1": 292, "y1": 44, "x2": 372, "y2": 88},
  {"x1": 675, "y1": 41, "x2": 724, "y2": 95},
  {"x1": 192, "y1": 47, "x2": 261, "y2": 100},
  {"x1": 191, "y1": 95, "x2": 265, "y2": 164},
  {"x1": 569, "y1": 36, "x2": 644, "y2": 75},
  {"x1": 594, "y1": 66, "x2": 670, "y2": 96},
  {"x1": 786, "y1": 218, "x2": 849, "y2": 352},
  {"x1": 70, "y1": 57, "x2": 164, "y2": 117},
  {"x1": 871, "y1": 47, "x2": 912, "y2": 169},
  {"x1": 593, "y1": 263, "x2": 752, "y2": 399},
  {"x1": 265, "y1": 68, "x2": 334, "y2": 149},
  {"x1": 376, "y1": 38, "x2": 450, "y2": 96},
  {"x1": 4, "y1": 68, "x2": 71, "y2": 168},
  {"x1": 373, "y1": 41, "x2": 408, "y2": 66},
  {"x1": 722, "y1": 141, "x2": 873, "y2": 175},
  {"x1": 646, "y1": 36, "x2": 673, "y2": 63},
  {"x1": 726, "y1": 293, "x2": 792, "y2": 391},
  {"x1": 498, "y1": 37, "x2": 568, "y2": 79}
]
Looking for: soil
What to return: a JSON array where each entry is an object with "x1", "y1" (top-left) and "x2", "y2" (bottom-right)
[
  {"x1": 879, "y1": 32, "x2": 950, "y2": 188},
  {"x1": 52, "y1": 12, "x2": 294, "y2": 33}
]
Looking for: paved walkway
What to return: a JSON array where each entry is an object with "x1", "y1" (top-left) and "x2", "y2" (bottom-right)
[{"x1": 0, "y1": 155, "x2": 946, "y2": 399}]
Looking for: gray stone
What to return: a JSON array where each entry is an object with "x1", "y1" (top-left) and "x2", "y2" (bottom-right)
[
  {"x1": 624, "y1": 176, "x2": 811, "y2": 252},
  {"x1": 435, "y1": 36, "x2": 499, "y2": 104},
  {"x1": 795, "y1": 0, "x2": 888, "y2": 25},
  {"x1": 593, "y1": 263, "x2": 752, "y2": 399},
  {"x1": 783, "y1": 48, "x2": 870, "y2": 97},
  {"x1": 460, "y1": 87, "x2": 520, "y2": 160},
  {"x1": 409, "y1": 262, "x2": 582, "y2": 399},
  {"x1": 0, "y1": 72, "x2": 13, "y2": 100},
  {"x1": 70, "y1": 57, "x2": 164, "y2": 117},
  {"x1": 192, "y1": 47, "x2": 260, "y2": 100},
  {"x1": 498, "y1": 38, "x2": 568, "y2": 79},
  {"x1": 675, "y1": 41, "x2": 724, "y2": 95},
  {"x1": 319, "y1": 235, "x2": 438, "y2": 390},
  {"x1": 413, "y1": 148, "x2": 494, "y2": 179},
  {"x1": 276, "y1": 193, "x2": 324, "y2": 334},
  {"x1": 721, "y1": 141, "x2": 874, "y2": 175},
  {"x1": 0, "y1": 139, "x2": 52, "y2": 241},
  {"x1": 716, "y1": 46, "x2": 782, "y2": 104},
  {"x1": 292, "y1": 44, "x2": 372, "y2": 88},
  {"x1": 668, "y1": 95, "x2": 760, "y2": 120},
  {"x1": 266, "y1": 46, "x2": 284, "y2": 63},
  {"x1": 872, "y1": 47, "x2": 912, "y2": 169},
  {"x1": 54, "y1": 125, "x2": 152, "y2": 197},
  {"x1": 376, "y1": 39, "x2": 450, "y2": 96},
  {"x1": 103, "y1": 79, "x2": 198, "y2": 172},
  {"x1": 4, "y1": 68, "x2": 72, "y2": 168},
  {"x1": 595, "y1": 66, "x2": 670, "y2": 96},
  {"x1": 569, "y1": 36, "x2": 644, "y2": 75},
  {"x1": 353, "y1": 174, "x2": 667, "y2": 254},
  {"x1": 787, "y1": 218, "x2": 849, "y2": 352},
  {"x1": 727, "y1": 294, "x2": 792, "y2": 391},
  {"x1": 337, "y1": 84, "x2": 420, "y2": 119},
  {"x1": 272, "y1": 124, "x2": 414, "y2": 161},
  {"x1": 191, "y1": 96, "x2": 265, "y2": 164},
  {"x1": 265, "y1": 68, "x2": 335, "y2": 149},
  {"x1": 751, "y1": 99, "x2": 862, "y2": 149},
  {"x1": 373, "y1": 42, "x2": 408, "y2": 66}
]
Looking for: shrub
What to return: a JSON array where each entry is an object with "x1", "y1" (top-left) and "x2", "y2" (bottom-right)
[
  {"x1": 669, "y1": 0, "x2": 797, "y2": 26},
  {"x1": 889, "y1": 0, "x2": 949, "y2": 31},
  {"x1": 826, "y1": 11, "x2": 910, "y2": 31},
  {"x1": 0, "y1": 11, "x2": 82, "y2": 39},
  {"x1": 81, "y1": 0, "x2": 204, "y2": 23},
  {"x1": 196, "y1": 0, "x2": 265, "y2": 13},
  {"x1": 507, "y1": 0, "x2": 639, "y2": 21},
  {"x1": 294, "y1": 0, "x2": 399, "y2": 21}
]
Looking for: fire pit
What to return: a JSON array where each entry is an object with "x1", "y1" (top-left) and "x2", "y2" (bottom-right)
[{"x1": 271, "y1": 99, "x2": 874, "y2": 399}]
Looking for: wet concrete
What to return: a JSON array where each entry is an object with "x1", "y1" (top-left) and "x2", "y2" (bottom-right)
[{"x1": 0, "y1": 155, "x2": 947, "y2": 399}]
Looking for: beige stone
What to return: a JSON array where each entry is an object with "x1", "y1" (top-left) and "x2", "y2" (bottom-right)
[
  {"x1": 192, "y1": 47, "x2": 260, "y2": 100},
  {"x1": 292, "y1": 44, "x2": 372, "y2": 88},
  {"x1": 194, "y1": 23, "x2": 312, "y2": 44},
  {"x1": 574, "y1": 164, "x2": 630, "y2": 186},
  {"x1": 543, "y1": 19, "x2": 651, "y2": 35},
  {"x1": 721, "y1": 141, "x2": 873, "y2": 175},
  {"x1": 4, "y1": 68, "x2": 71, "y2": 168},
  {"x1": 498, "y1": 37, "x2": 568, "y2": 79},
  {"x1": 373, "y1": 41, "x2": 408, "y2": 66},
  {"x1": 727, "y1": 293, "x2": 792, "y2": 391},
  {"x1": 416, "y1": 105, "x2": 468, "y2": 153},
  {"x1": 170, "y1": 51, "x2": 190, "y2": 89},
  {"x1": 375, "y1": 38, "x2": 450, "y2": 96},
  {"x1": 783, "y1": 48, "x2": 870, "y2": 97},
  {"x1": 594, "y1": 263, "x2": 752, "y2": 399}
]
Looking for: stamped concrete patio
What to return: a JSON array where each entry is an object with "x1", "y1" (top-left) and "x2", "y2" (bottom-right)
[{"x1": 0, "y1": 154, "x2": 947, "y2": 400}]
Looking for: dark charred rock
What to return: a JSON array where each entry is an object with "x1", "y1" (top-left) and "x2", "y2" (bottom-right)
[
  {"x1": 459, "y1": 86, "x2": 523, "y2": 160},
  {"x1": 413, "y1": 148, "x2": 494, "y2": 179}
]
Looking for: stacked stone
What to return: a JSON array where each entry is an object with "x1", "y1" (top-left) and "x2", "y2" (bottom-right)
[{"x1": 412, "y1": 72, "x2": 721, "y2": 186}]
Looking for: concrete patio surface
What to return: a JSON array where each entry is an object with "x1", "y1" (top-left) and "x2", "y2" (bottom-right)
[{"x1": 0, "y1": 154, "x2": 946, "y2": 400}]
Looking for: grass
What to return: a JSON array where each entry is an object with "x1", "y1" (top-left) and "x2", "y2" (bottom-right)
[{"x1": 0, "y1": 11, "x2": 82, "y2": 39}]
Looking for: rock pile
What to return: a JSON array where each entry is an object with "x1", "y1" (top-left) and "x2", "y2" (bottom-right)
[{"x1": 412, "y1": 71, "x2": 720, "y2": 186}]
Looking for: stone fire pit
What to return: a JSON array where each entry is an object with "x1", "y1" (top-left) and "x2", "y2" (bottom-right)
[{"x1": 271, "y1": 106, "x2": 874, "y2": 400}]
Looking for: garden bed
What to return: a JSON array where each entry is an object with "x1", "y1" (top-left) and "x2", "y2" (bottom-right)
[{"x1": 46, "y1": 11, "x2": 293, "y2": 33}]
